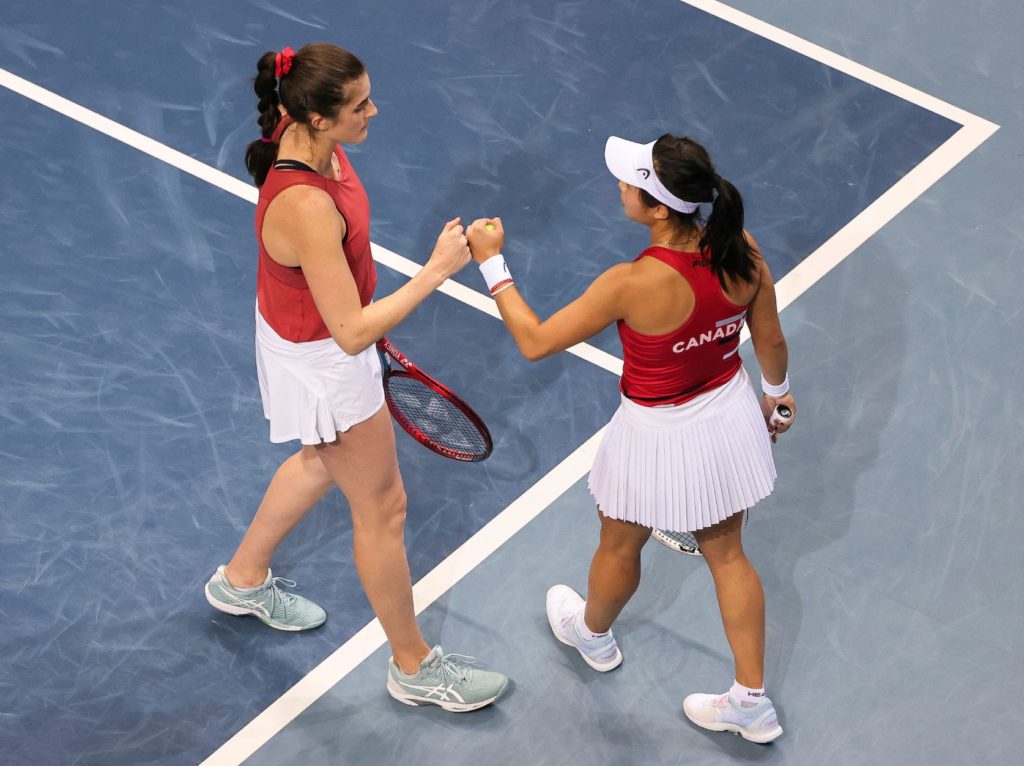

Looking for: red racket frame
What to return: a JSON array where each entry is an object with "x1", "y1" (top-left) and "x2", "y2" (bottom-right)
[{"x1": 377, "y1": 337, "x2": 493, "y2": 462}]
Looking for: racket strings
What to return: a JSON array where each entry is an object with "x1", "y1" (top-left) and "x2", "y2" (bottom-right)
[
  {"x1": 652, "y1": 529, "x2": 701, "y2": 555},
  {"x1": 384, "y1": 375, "x2": 488, "y2": 455}
]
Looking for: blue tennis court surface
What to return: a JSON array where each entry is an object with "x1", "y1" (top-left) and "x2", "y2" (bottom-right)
[{"x1": 4, "y1": 1, "x2": 1014, "y2": 764}]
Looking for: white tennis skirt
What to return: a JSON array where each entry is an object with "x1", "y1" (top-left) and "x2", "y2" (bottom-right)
[
  {"x1": 588, "y1": 367, "x2": 776, "y2": 533},
  {"x1": 254, "y1": 306, "x2": 384, "y2": 445}
]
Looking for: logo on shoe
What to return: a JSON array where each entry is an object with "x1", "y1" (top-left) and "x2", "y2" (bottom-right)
[
  {"x1": 402, "y1": 681, "x2": 465, "y2": 703},
  {"x1": 233, "y1": 597, "x2": 271, "y2": 619}
]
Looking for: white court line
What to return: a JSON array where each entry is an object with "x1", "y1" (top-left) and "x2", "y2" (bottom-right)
[
  {"x1": 370, "y1": 244, "x2": 623, "y2": 374},
  {"x1": 0, "y1": 7, "x2": 999, "y2": 760},
  {"x1": 733, "y1": 113, "x2": 998, "y2": 344},
  {"x1": 685, "y1": 0, "x2": 1000, "y2": 342},
  {"x1": 680, "y1": 0, "x2": 988, "y2": 125}
]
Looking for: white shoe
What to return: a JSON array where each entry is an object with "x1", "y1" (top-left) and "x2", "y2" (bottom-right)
[
  {"x1": 545, "y1": 585, "x2": 622, "y2": 672},
  {"x1": 683, "y1": 691, "x2": 783, "y2": 743}
]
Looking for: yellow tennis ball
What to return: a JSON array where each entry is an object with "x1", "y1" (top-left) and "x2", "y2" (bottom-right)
[{"x1": 485, "y1": 223, "x2": 495, "y2": 231}]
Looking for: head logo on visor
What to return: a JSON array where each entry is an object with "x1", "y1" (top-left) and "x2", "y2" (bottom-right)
[{"x1": 605, "y1": 136, "x2": 703, "y2": 214}]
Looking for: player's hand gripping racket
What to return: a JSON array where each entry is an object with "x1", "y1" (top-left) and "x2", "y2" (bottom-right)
[
  {"x1": 651, "y1": 404, "x2": 793, "y2": 556},
  {"x1": 377, "y1": 337, "x2": 493, "y2": 462}
]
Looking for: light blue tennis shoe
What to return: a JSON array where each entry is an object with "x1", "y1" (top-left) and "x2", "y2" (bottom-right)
[
  {"x1": 205, "y1": 565, "x2": 326, "y2": 631},
  {"x1": 387, "y1": 646, "x2": 509, "y2": 712}
]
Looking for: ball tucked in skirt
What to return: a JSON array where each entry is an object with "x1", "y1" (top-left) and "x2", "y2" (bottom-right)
[
  {"x1": 254, "y1": 305, "x2": 385, "y2": 445},
  {"x1": 588, "y1": 366, "x2": 776, "y2": 533}
]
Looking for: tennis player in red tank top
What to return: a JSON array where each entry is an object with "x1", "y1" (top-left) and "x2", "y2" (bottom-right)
[
  {"x1": 468, "y1": 134, "x2": 794, "y2": 741},
  {"x1": 204, "y1": 44, "x2": 508, "y2": 712}
]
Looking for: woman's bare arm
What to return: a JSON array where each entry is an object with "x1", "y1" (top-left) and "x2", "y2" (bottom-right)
[
  {"x1": 272, "y1": 187, "x2": 468, "y2": 355},
  {"x1": 466, "y1": 216, "x2": 629, "y2": 361}
]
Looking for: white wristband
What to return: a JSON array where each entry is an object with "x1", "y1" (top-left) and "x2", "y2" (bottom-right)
[
  {"x1": 478, "y1": 254, "x2": 514, "y2": 296},
  {"x1": 761, "y1": 374, "x2": 790, "y2": 397}
]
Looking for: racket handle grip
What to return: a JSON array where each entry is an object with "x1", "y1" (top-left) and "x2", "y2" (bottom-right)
[{"x1": 769, "y1": 404, "x2": 793, "y2": 428}]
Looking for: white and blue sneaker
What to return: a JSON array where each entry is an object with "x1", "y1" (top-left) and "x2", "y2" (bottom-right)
[
  {"x1": 204, "y1": 565, "x2": 326, "y2": 631},
  {"x1": 683, "y1": 691, "x2": 783, "y2": 743},
  {"x1": 546, "y1": 584, "x2": 623, "y2": 672},
  {"x1": 387, "y1": 646, "x2": 509, "y2": 712}
]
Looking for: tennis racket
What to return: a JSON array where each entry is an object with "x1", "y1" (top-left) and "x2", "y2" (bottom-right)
[
  {"x1": 651, "y1": 529, "x2": 702, "y2": 556},
  {"x1": 769, "y1": 403, "x2": 793, "y2": 429},
  {"x1": 377, "y1": 337, "x2": 493, "y2": 462},
  {"x1": 652, "y1": 405, "x2": 792, "y2": 556}
]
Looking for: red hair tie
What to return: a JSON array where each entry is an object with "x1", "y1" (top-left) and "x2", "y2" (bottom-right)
[{"x1": 274, "y1": 47, "x2": 295, "y2": 78}]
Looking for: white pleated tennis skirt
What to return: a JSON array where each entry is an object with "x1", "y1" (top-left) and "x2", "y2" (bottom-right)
[
  {"x1": 254, "y1": 306, "x2": 384, "y2": 445},
  {"x1": 588, "y1": 366, "x2": 776, "y2": 533}
]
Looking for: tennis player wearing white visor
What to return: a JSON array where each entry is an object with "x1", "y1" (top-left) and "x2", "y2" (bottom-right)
[{"x1": 467, "y1": 134, "x2": 795, "y2": 743}]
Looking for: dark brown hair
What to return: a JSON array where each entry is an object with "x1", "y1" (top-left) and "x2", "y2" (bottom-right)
[
  {"x1": 640, "y1": 134, "x2": 756, "y2": 287},
  {"x1": 244, "y1": 43, "x2": 366, "y2": 186}
]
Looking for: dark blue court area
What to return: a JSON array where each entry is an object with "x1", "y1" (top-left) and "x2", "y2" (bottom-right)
[{"x1": 0, "y1": 1, "x2": 991, "y2": 764}]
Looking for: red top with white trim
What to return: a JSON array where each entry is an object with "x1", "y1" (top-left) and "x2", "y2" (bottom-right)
[
  {"x1": 618, "y1": 247, "x2": 748, "y2": 406},
  {"x1": 255, "y1": 133, "x2": 375, "y2": 343}
]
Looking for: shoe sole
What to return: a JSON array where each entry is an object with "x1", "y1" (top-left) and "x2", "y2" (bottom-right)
[
  {"x1": 386, "y1": 676, "x2": 508, "y2": 712},
  {"x1": 683, "y1": 709, "x2": 783, "y2": 744},
  {"x1": 204, "y1": 583, "x2": 325, "y2": 632}
]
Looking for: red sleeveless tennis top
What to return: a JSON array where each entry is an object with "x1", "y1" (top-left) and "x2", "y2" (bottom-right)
[
  {"x1": 255, "y1": 121, "x2": 376, "y2": 343},
  {"x1": 618, "y1": 247, "x2": 748, "y2": 406}
]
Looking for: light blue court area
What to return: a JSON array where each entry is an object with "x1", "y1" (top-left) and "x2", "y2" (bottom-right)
[
  {"x1": 250, "y1": 478, "x2": 1024, "y2": 766},
  {"x1": 2, "y1": 0, "x2": 1021, "y2": 764}
]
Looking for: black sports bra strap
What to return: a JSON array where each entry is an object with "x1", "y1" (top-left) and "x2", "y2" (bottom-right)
[{"x1": 273, "y1": 159, "x2": 318, "y2": 173}]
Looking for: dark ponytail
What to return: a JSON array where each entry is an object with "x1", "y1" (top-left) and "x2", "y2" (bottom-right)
[
  {"x1": 244, "y1": 44, "x2": 367, "y2": 187},
  {"x1": 244, "y1": 51, "x2": 282, "y2": 187},
  {"x1": 642, "y1": 134, "x2": 757, "y2": 288},
  {"x1": 700, "y1": 174, "x2": 755, "y2": 288}
]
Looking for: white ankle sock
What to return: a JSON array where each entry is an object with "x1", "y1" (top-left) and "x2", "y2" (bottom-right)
[
  {"x1": 225, "y1": 568, "x2": 270, "y2": 592},
  {"x1": 573, "y1": 608, "x2": 608, "y2": 640},
  {"x1": 729, "y1": 680, "x2": 767, "y2": 708}
]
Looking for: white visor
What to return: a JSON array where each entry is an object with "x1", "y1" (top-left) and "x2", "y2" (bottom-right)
[{"x1": 604, "y1": 136, "x2": 703, "y2": 214}]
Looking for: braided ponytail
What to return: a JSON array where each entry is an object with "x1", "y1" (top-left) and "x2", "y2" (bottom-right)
[
  {"x1": 244, "y1": 51, "x2": 283, "y2": 187},
  {"x1": 243, "y1": 44, "x2": 366, "y2": 188}
]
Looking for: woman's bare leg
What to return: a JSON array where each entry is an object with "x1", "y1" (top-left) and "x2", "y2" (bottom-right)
[
  {"x1": 225, "y1": 445, "x2": 335, "y2": 587},
  {"x1": 315, "y1": 406, "x2": 430, "y2": 675},
  {"x1": 583, "y1": 511, "x2": 652, "y2": 633},
  {"x1": 693, "y1": 512, "x2": 765, "y2": 688}
]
